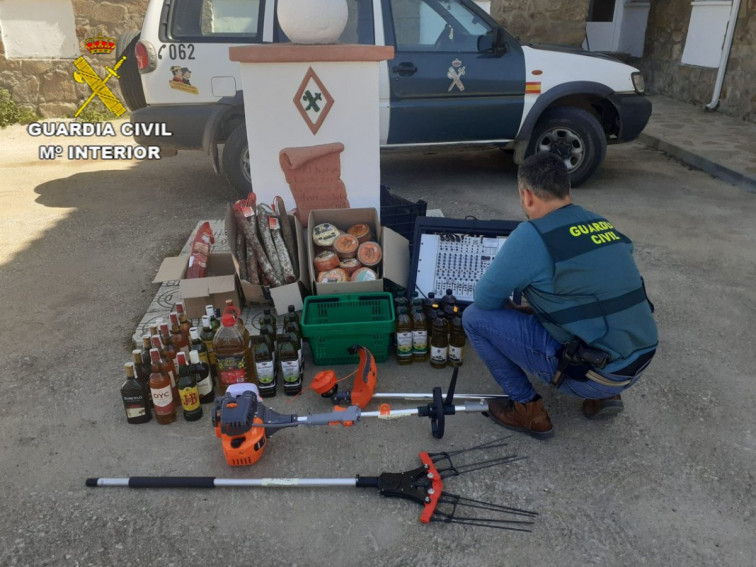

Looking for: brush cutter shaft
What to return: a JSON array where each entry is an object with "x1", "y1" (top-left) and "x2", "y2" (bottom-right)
[{"x1": 373, "y1": 393, "x2": 507, "y2": 401}]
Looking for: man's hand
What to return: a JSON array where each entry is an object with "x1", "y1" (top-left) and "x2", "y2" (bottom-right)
[{"x1": 506, "y1": 298, "x2": 534, "y2": 314}]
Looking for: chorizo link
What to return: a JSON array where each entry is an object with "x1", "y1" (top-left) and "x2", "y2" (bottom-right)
[
  {"x1": 257, "y1": 204, "x2": 284, "y2": 283},
  {"x1": 273, "y1": 196, "x2": 299, "y2": 279}
]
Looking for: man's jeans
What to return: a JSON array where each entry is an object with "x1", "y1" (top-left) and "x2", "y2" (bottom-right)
[{"x1": 462, "y1": 304, "x2": 631, "y2": 402}]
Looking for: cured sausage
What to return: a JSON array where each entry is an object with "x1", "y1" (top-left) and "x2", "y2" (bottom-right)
[
  {"x1": 273, "y1": 196, "x2": 299, "y2": 279},
  {"x1": 234, "y1": 202, "x2": 281, "y2": 287},
  {"x1": 257, "y1": 204, "x2": 284, "y2": 284},
  {"x1": 232, "y1": 205, "x2": 261, "y2": 285}
]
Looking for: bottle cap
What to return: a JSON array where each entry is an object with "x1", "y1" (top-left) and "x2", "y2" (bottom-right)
[
  {"x1": 202, "y1": 315, "x2": 211, "y2": 327},
  {"x1": 170, "y1": 312, "x2": 179, "y2": 326},
  {"x1": 221, "y1": 313, "x2": 236, "y2": 327},
  {"x1": 176, "y1": 301, "x2": 186, "y2": 315},
  {"x1": 125, "y1": 362, "x2": 135, "y2": 376},
  {"x1": 189, "y1": 350, "x2": 201, "y2": 364},
  {"x1": 176, "y1": 352, "x2": 188, "y2": 366},
  {"x1": 150, "y1": 348, "x2": 160, "y2": 361},
  {"x1": 132, "y1": 349, "x2": 142, "y2": 355},
  {"x1": 190, "y1": 327, "x2": 200, "y2": 340}
]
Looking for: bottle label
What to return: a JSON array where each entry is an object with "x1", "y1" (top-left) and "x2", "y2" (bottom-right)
[
  {"x1": 179, "y1": 386, "x2": 200, "y2": 411},
  {"x1": 280, "y1": 360, "x2": 301, "y2": 384},
  {"x1": 196, "y1": 375, "x2": 213, "y2": 396},
  {"x1": 396, "y1": 331, "x2": 413, "y2": 356},
  {"x1": 197, "y1": 351, "x2": 211, "y2": 366},
  {"x1": 412, "y1": 330, "x2": 428, "y2": 353},
  {"x1": 256, "y1": 360, "x2": 275, "y2": 385},
  {"x1": 125, "y1": 405, "x2": 147, "y2": 418},
  {"x1": 216, "y1": 354, "x2": 246, "y2": 385},
  {"x1": 448, "y1": 345, "x2": 464, "y2": 363},
  {"x1": 203, "y1": 340, "x2": 216, "y2": 365},
  {"x1": 151, "y1": 385, "x2": 175, "y2": 414},
  {"x1": 430, "y1": 345, "x2": 447, "y2": 364}
]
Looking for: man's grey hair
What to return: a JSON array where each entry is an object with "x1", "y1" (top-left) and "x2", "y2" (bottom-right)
[{"x1": 517, "y1": 152, "x2": 571, "y2": 200}]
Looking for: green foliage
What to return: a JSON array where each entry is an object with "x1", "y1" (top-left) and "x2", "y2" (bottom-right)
[
  {"x1": 0, "y1": 88, "x2": 39, "y2": 128},
  {"x1": 72, "y1": 99, "x2": 117, "y2": 123}
]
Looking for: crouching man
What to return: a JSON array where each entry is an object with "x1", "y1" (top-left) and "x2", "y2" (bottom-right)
[{"x1": 463, "y1": 153, "x2": 658, "y2": 439}]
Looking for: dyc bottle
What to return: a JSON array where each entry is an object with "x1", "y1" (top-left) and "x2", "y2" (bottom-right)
[{"x1": 149, "y1": 348, "x2": 176, "y2": 424}]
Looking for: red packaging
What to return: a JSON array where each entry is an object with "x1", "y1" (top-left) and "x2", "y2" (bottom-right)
[{"x1": 186, "y1": 222, "x2": 215, "y2": 278}]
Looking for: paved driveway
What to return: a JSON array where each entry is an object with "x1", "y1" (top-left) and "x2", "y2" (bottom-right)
[{"x1": 1, "y1": 125, "x2": 754, "y2": 566}]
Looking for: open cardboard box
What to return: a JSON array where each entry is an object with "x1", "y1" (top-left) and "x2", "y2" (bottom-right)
[
  {"x1": 225, "y1": 205, "x2": 310, "y2": 313},
  {"x1": 307, "y1": 207, "x2": 409, "y2": 295},
  {"x1": 153, "y1": 253, "x2": 241, "y2": 319}
]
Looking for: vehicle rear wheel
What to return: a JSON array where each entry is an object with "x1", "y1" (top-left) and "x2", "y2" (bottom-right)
[
  {"x1": 527, "y1": 107, "x2": 607, "y2": 187},
  {"x1": 115, "y1": 31, "x2": 147, "y2": 112},
  {"x1": 222, "y1": 124, "x2": 252, "y2": 197}
]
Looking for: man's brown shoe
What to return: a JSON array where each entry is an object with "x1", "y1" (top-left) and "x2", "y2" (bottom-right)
[
  {"x1": 582, "y1": 395, "x2": 624, "y2": 420},
  {"x1": 485, "y1": 395, "x2": 554, "y2": 439}
]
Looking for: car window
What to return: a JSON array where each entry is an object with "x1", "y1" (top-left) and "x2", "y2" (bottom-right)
[
  {"x1": 389, "y1": 0, "x2": 491, "y2": 52},
  {"x1": 170, "y1": 0, "x2": 264, "y2": 42},
  {"x1": 275, "y1": 0, "x2": 375, "y2": 44}
]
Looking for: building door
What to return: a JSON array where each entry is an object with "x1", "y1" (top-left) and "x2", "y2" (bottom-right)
[{"x1": 583, "y1": 0, "x2": 650, "y2": 57}]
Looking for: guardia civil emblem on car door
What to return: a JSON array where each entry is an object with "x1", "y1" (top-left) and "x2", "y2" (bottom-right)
[
  {"x1": 294, "y1": 67, "x2": 335, "y2": 135},
  {"x1": 447, "y1": 59, "x2": 466, "y2": 92}
]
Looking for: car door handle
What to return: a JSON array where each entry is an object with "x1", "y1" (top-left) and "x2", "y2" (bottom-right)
[{"x1": 392, "y1": 62, "x2": 418, "y2": 76}]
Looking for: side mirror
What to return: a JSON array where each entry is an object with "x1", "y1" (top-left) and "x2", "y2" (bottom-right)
[
  {"x1": 477, "y1": 28, "x2": 508, "y2": 55},
  {"x1": 477, "y1": 33, "x2": 495, "y2": 53}
]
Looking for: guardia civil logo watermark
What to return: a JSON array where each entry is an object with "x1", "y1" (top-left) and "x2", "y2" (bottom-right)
[{"x1": 28, "y1": 35, "x2": 172, "y2": 162}]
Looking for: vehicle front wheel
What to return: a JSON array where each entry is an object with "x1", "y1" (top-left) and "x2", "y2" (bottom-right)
[
  {"x1": 526, "y1": 107, "x2": 607, "y2": 187},
  {"x1": 222, "y1": 124, "x2": 252, "y2": 197},
  {"x1": 115, "y1": 31, "x2": 147, "y2": 111}
]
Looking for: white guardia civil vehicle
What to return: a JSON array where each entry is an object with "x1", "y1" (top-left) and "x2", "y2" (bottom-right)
[{"x1": 118, "y1": 0, "x2": 651, "y2": 194}]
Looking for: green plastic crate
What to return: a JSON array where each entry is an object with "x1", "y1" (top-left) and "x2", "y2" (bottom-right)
[{"x1": 301, "y1": 293, "x2": 395, "y2": 365}]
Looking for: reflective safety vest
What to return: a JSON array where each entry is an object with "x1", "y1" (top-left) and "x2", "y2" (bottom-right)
[{"x1": 526, "y1": 205, "x2": 658, "y2": 372}]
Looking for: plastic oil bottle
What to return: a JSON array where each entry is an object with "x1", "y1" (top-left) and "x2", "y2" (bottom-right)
[
  {"x1": 411, "y1": 305, "x2": 429, "y2": 363},
  {"x1": 213, "y1": 305, "x2": 254, "y2": 394},
  {"x1": 447, "y1": 306, "x2": 466, "y2": 367},
  {"x1": 395, "y1": 306, "x2": 414, "y2": 365},
  {"x1": 428, "y1": 309, "x2": 448, "y2": 369}
]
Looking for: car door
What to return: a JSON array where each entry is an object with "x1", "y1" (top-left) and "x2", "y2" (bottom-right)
[{"x1": 383, "y1": 0, "x2": 525, "y2": 144}]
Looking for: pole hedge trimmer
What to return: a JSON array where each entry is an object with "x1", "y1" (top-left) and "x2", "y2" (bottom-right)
[
  {"x1": 87, "y1": 438, "x2": 537, "y2": 530},
  {"x1": 208, "y1": 345, "x2": 507, "y2": 466}
]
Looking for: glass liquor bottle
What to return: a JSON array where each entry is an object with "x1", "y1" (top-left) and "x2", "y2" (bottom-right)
[
  {"x1": 149, "y1": 348, "x2": 176, "y2": 424},
  {"x1": 190, "y1": 349, "x2": 215, "y2": 404},
  {"x1": 176, "y1": 352, "x2": 203, "y2": 421},
  {"x1": 121, "y1": 362, "x2": 151, "y2": 424}
]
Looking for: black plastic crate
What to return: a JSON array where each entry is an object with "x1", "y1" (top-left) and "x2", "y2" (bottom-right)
[{"x1": 380, "y1": 185, "x2": 427, "y2": 248}]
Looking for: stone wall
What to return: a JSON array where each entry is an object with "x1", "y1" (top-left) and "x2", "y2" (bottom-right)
[
  {"x1": 490, "y1": 0, "x2": 590, "y2": 47},
  {"x1": 633, "y1": 0, "x2": 756, "y2": 123},
  {"x1": 0, "y1": 0, "x2": 147, "y2": 118}
]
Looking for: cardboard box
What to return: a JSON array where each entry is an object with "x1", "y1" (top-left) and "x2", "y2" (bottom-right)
[
  {"x1": 225, "y1": 205, "x2": 310, "y2": 313},
  {"x1": 307, "y1": 207, "x2": 409, "y2": 295},
  {"x1": 153, "y1": 253, "x2": 241, "y2": 319}
]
